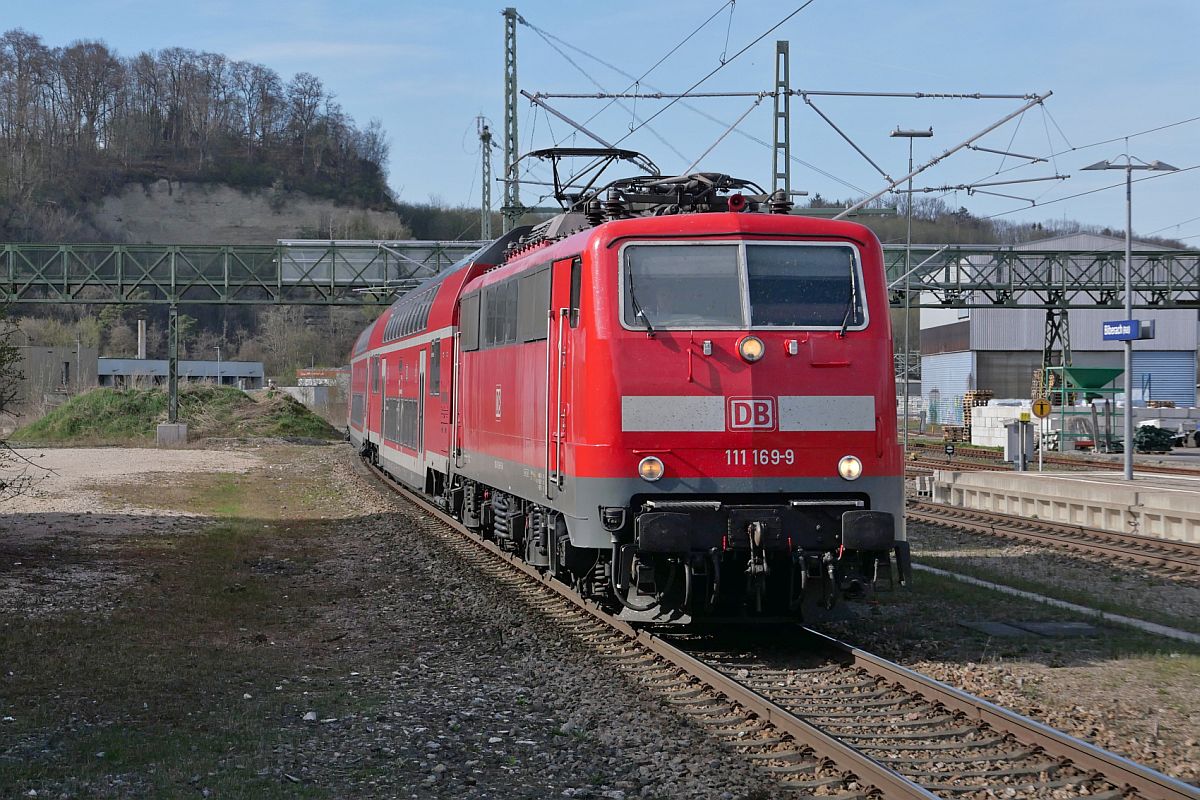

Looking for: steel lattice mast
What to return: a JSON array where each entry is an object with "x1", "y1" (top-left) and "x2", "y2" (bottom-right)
[
  {"x1": 478, "y1": 117, "x2": 493, "y2": 240},
  {"x1": 501, "y1": 8, "x2": 521, "y2": 233},
  {"x1": 771, "y1": 41, "x2": 791, "y2": 196}
]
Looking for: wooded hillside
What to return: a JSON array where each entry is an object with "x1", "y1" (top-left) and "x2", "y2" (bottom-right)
[{"x1": 0, "y1": 28, "x2": 394, "y2": 241}]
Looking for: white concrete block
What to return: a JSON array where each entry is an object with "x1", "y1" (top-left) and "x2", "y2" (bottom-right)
[{"x1": 156, "y1": 423, "x2": 188, "y2": 447}]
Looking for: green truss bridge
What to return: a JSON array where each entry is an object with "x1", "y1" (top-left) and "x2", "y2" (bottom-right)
[{"x1": 1, "y1": 240, "x2": 1197, "y2": 309}]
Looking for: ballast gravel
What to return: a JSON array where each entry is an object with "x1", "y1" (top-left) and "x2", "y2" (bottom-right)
[{"x1": 289, "y1": 449, "x2": 777, "y2": 798}]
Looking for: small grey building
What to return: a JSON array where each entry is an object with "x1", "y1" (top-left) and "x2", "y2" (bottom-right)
[{"x1": 98, "y1": 358, "x2": 264, "y2": 389}]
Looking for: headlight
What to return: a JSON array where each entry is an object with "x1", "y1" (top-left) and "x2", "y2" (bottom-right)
[
  {"x1": 638, "y1": 456, "x2": 665, "y2": 482},
  {"x1": 738, "y1": 335, "x2": 765, "y2": 363},
  {"x1": 837, "y1": 455, "x2": 862, "y2": 481}
]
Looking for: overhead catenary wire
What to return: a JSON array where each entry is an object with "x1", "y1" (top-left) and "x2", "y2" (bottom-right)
[
  {"x1": 977, "y1": 163, "x2": 1199, "y2": 221},
  {"x1": 834, "y1": 92, "x2": 1052, "y2": 219},
  {"x1": 519, "y1": 4, "x2": 734, "y2": 138},
  {"x1": 519, "y1": 17, "x2": 688, "y2": 164},
  {"x1": 532, "y1": 0, "x2": 821, "y2": 199},
  {"x1": 963, "y1": 113, "x2": 1200, "y2": 188},
  {"x1": 535, "y1": 89, "x2": 1040, "y2": 100},
  {"x1": 518, "y1": 7, "x2": 877, "y2": 194},
  {"x1": 894, "y1": 175, "x2": 1069, "y2": 194},
  {"x1": 611, "y1": 0, "x2": 820, "y2": 147},
  {"x1": 802, "y1": 95, "x2": 892, "y2": 180},
  {"x1": 1147, "y1": 213, "x2": 1200, "y2": 235},
  {"x1": 680, "y1": 96, "x2": 764, "y2": 174}
]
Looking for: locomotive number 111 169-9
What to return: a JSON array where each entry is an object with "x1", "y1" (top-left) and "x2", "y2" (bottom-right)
[{"x1": 724, "y1": 448, "x2": 796, "y2": 466}]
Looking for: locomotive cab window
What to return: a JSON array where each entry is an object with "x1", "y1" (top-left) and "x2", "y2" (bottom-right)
[
  {"x1": 747, "y1": 245, "x2": 863, "y2": 328},
  {"x1": 624, "y1": 244, "x2": 742, "y2": 329},
  {"x1": 620, "y1": 242, "x2": 866, "y2": 331}
]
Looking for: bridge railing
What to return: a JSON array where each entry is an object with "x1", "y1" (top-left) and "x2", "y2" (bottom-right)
[
  {"x1": 2, "y1": 241, "x2": 1197, "y2": 308},
  {"x1": 883, "y1": 246, "x2": 1200, "y2": 308},
  {"x1": 0, "y1": 240, "x2": 489, "y2": 305}
]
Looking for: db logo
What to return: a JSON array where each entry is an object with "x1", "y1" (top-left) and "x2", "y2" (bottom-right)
[{"x1": 728, "y1": 397, "x2": 776, "y2": 431}]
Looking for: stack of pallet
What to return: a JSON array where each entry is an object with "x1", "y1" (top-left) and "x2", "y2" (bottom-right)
[
  {"x1": 1035, "y1": 368, "x2": 1075, "y2": 406},
  {"x1": 961, "y1": 390, "x2": 993, "y2": 438},
  {"x1": 1031, "y1": 369, "x2": 1046, "y2": 400},
  {"x1": 942, "y1": 425, "x2": 968, "y2": 442},
  {"x1": 1148, "y1": 400, "x2": 1177, "y2": 409}
]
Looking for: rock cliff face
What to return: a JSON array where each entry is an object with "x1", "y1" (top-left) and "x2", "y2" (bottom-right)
[{"x1": 90, "y1": 180, "x2": 411, "y2": 244}]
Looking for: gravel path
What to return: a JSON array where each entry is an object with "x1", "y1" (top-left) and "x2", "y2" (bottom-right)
[
  {"x1": 2, "y1": 443, "x2": 776, "y2": 799},
  {"x1": 1, "y1": 446, "x2": 263, "y2": 619}
]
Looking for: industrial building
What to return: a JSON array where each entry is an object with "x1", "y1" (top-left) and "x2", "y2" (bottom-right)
[
  {"x1": 97, "y1": 358, "x2": 264, "y2": 389},
  {"x1": 920, "y1": 233, "x2": 1198, "y2": 425}
]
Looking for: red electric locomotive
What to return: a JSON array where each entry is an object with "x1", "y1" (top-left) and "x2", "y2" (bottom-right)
[{"x1": 350, "y1": 152, "x2": 908, "y2": 623}]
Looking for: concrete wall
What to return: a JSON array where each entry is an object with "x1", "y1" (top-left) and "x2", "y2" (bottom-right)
[
  {"x1": 970, "y1": 402, "x2": 1200, "y2": 448},
  {"x1": 281, "y1": 384, "x2": 347, "y2": 428}
]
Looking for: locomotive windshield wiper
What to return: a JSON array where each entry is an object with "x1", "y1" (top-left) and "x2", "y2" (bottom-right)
[
  {"x1": 626, "y1": 268, "x2": 656, "y2": 337},
  {"x1": 838, "y1": 256, "x2": 859, "y2": 338}
]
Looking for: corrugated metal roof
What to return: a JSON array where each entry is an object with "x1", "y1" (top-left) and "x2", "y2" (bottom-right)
[{"x1": 1008, "y1": 232, "x2": 1175, "y2": 251}]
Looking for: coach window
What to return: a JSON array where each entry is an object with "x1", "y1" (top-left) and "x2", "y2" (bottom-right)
[
  {"x1": 460, "y1": 293, "x2": 480, "y2": 351},
  {"x1": 370, "y1": 356, "x2": 380, "y2": 393},
  {"x1": 484, "y1": 280, "x2": 518, "y2": 347},
  {"x1": 429, "y1": 340, "x2": 440, "y2": 396},
  {"x1": 518, "y1": 267, "x2": 550, "y2": 342}
]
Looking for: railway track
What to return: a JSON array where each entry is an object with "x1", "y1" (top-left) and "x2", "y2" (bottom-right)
[
  {"x1": 912, "y1": 442, "x2": 1200, "y2": 477},
  {"x1": 361, "y1": 458, "x2": 1199, "y2": 799},
  {"x1": 680, "y1": 629, "x2": 1199, "y2": 799},
  {"x1": 908, "y1": 501, "x2": 1200, "y2": 579}
]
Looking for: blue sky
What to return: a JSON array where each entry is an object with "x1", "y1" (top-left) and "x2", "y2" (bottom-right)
[{"x1": 8, "y1": 1, "x2": 1200, "y2": 241}]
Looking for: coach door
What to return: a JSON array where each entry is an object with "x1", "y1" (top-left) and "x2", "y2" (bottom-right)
[
  {"x1": 369, "y1": 355, "x2": 382, "y2": 445},
  {"x1": 546, "y1": 256, "x2": 580, "y2": 498},
  {"x1": 417, "y1": 349, "x2": 427, "y2": 478},
  {"x1": 378, "y1": 360, "x2": 387, "y2": 446}
]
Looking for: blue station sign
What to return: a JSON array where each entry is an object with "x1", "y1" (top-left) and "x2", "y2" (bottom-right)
[{"x1": 1102, "y1": 319, "x2": 1156, "y2": 341}]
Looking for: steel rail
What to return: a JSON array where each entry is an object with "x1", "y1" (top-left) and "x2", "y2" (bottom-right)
[
  {"x1": 907, "y1": 500, "x2": 1200, "y2": 576},
  {"x1": 361, "y1": 458, "x2": 936, "y2": 799},
  {"x1": 911, "y1": 442, "x2": 1200, "y2": 477},
  {"x1": 803, "y1": 628, "x2": 1200, "y2": 800}
]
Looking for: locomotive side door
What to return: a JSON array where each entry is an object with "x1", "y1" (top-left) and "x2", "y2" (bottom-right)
[{"x1": 546, "y1": 256, "x2": 580, "y2": 498}]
